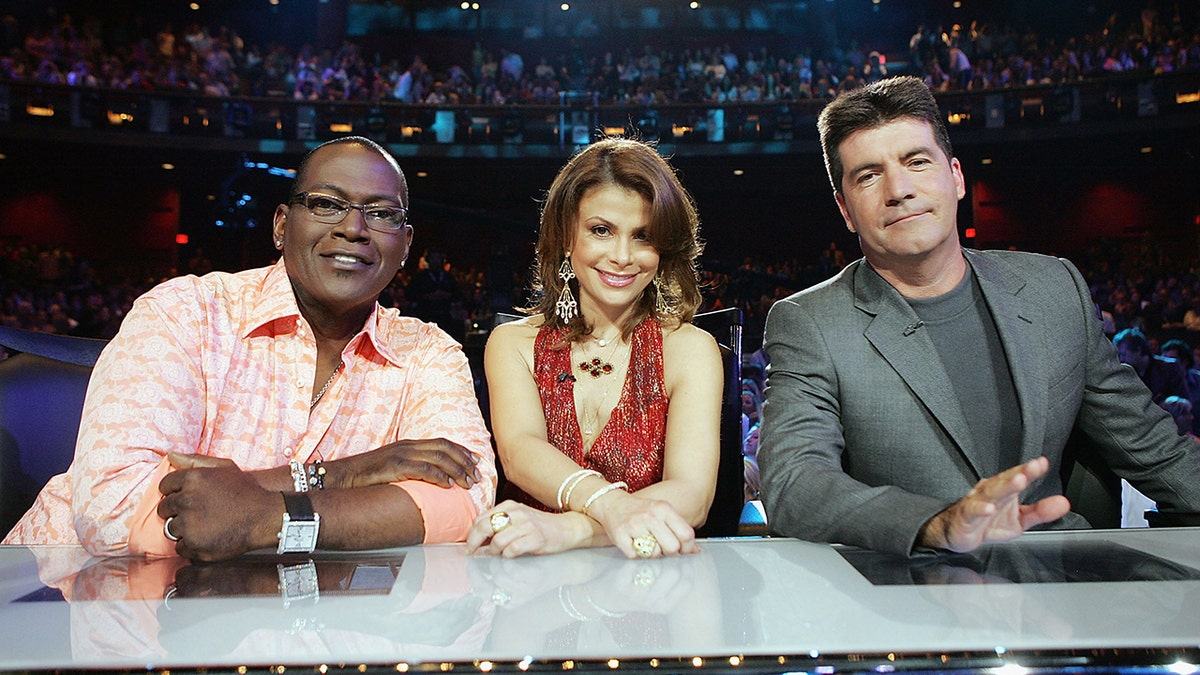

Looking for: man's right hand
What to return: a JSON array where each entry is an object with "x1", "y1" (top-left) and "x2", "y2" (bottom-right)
[
  {"x1": 325, "y1": 438, "x2": 482, "y2": 490},
  {"x1": 918, "y1": 456, "x2": 1072, "y2": 553}
]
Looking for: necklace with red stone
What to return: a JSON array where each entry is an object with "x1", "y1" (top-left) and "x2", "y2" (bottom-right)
[
  {"x1": 578, "y1": 340, "x2": 629, "y2": 442},
  {"x1": 577, "y1": 331, "x2": 622, "y2": 378}
]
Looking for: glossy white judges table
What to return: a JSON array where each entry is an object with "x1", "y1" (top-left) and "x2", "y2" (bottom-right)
[{"x1": 1, "y1": 529, "x2": 1199, "y2": 673}]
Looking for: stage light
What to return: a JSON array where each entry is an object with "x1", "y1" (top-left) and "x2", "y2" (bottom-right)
[
  {"x1": 26, "y1": 102, "x2": 54, "y2": 117},
  {"x1": 560, "y1": 3, "x2": 570, "y2": 10},
  {"x1": 690, "y1": 1, "x2": 700, "y2": 8},
  {"x1": 161, "y1": 163, "x2": 175, "y2": 170},
  {"x1": 176, "y1": 234, "x2": 189, "y2": 245}
]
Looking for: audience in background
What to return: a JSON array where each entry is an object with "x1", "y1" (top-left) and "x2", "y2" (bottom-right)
[
  {"x1": 1160, "y1": 338, "x2": 1200, "y2": 435},
  {"x1": 0, "y1": 3, "x2": 1195, "y2": 107},
  {"x1": 1114, "y1": 327, "x2": 1190, "y2": 404}
]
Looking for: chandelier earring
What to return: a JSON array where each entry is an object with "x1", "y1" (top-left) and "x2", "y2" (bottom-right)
[
  {"x1": 555, "y1": 253, "x2": 579, "y2": 323},
  {"x1": 653, "y1": 275, "x2": 673, "y2": 316}
]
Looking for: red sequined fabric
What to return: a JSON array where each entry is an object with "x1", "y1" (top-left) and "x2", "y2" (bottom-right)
[{"x1": 510, "y1": 317, "x2": 668, "y2": 509}]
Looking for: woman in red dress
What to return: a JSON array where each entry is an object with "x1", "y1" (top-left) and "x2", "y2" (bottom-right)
[{"x1": 466, "y1": 137, "x2": 722, "y2": 559}]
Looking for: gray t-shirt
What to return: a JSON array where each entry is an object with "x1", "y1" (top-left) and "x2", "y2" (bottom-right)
[{"x1": 907, "y1": 269, "x2": 1023, "y2": 477}]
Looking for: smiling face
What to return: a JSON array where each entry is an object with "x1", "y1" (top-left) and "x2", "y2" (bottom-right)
[
  {"x1": 273, "y1": 142, "x2": 412, "y2": 327},
  {"x1": 569, "y1": 184, "x2": 660, "y2": 323},
  {"x1": 834, "y1": 117, "x2": 965, "y2": 270}
]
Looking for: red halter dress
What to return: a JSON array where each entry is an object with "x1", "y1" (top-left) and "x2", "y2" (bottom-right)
[{"x1": 510, "y1": 316, "x2": 669, "y2": 509}]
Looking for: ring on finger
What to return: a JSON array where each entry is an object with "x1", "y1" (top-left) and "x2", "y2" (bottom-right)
[
  {"x1": 164, "y1": 516, "x2": 181, "y2": 542},
  {"x1": 489, "y1": 511, "x2": 512, "y2": 534},
  {"x1": 632, "y1": 534, "x2": 658, "y2": 559}
]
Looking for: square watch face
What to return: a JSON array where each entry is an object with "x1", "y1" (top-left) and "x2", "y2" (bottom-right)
[
  {"x1": 278, "y1": 515, "x2": 320, "y2": 554},
  {"x1": 277, "y1": 561, "x2": 320, "y2": 604}
]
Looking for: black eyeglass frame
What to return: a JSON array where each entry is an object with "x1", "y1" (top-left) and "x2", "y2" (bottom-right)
[{"x1": 289, "y1": 191, "x2": 411, "y2": 233}]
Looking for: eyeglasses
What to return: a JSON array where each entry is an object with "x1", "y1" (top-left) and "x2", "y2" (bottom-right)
[{"x1": 290, "y1": 192, "x2": 410, "y2": 233}]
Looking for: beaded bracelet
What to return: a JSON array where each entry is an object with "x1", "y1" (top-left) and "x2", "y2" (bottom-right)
[
  {"x1": 288, "y1": 459, "x2": 309, "y2": 493},
  {"x1": 581, "y1": 481, "x2": 628, "y2": 516},
  {"x1": 306, "y1": 460, "x2": 326, "y2": 490},
  {"x1": 556, "y1": 469, "x2": 601, "y2": 511}
]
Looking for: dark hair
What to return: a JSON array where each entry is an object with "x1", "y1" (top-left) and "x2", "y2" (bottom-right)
[
  {"x1": 1113, "y1": 327, "x2": 1152, "y2": 356},
  {"x1": 290, "y1": 136, "x2": 407, "y2": 204},
  {"x1": 528, "y1": 137, "x2": 703, "y2": 342},
  {"x1": 1161, "y1": 338, "x2": 1195, "y2": 369},
  {"x1": 817, "y1": 75, "x2": 953, "y2": 194},
  {"x1": 1162, "y1": 395, "x2": 1193, "y2": 421}
]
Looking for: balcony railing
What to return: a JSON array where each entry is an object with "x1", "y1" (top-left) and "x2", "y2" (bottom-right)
[{"x1": 2, "y1": 72, "x2": 1197, "y2": 156}]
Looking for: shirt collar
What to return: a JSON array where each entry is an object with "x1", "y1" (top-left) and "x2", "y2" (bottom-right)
[{"x1": 242, "y1": 259, "x2": 404, "y2": 367}]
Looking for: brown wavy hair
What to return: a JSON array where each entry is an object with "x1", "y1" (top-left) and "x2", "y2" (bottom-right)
[{"x1": 526, "y1": 137, "x2": 704, "y2": 343}]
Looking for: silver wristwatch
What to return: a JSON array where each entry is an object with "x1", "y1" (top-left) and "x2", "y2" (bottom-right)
[{"x1": 277, "y1": 492, "x2": 320, "y2": 554}]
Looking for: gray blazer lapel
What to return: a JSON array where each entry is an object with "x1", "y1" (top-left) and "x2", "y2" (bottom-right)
[
  {"x1": 853, "y1": 263, "x2": 982, "y2": 479},
  {"x1": 967, "y1": 251, "x2": 1048, "y2": 465}
]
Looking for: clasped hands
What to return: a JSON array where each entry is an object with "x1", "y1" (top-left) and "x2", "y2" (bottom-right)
[
  {"x1": 466, "y1": 490, "x2": 699, "y2": 559},
  {"x1": 156, "y1": 438, "x2": 481, "y2": 561},
  {"x1": 918, "y1": 456, "x2": 1072, "y2": 553}
]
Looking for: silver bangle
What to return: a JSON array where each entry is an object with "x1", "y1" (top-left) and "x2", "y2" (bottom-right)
[
  {"x1": 581, "y1": 481, "x2": 627, "y2": 516},
  {"x1": 556, "y1": 469, "x2": 600, "y2": 511},
  {"x1": 289, "y1": 459, "x2": 309, "y2": 492}
]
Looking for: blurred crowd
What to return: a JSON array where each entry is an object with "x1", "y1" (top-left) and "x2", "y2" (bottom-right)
[{"x1": 0, "y1": 3, "x2": 1196, "y2": 108}]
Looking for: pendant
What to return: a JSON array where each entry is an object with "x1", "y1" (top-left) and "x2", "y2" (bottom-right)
[{"x1": 579, "y1": 357, "x2": 614, "y2": 378}]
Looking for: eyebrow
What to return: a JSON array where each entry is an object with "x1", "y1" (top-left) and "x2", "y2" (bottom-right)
[
  {"x1": 846, "y1": 146, "x2": 937, "y2": 178},
  {"x1": 302, "y1": 184, "x2": 404, "y2": 204}
]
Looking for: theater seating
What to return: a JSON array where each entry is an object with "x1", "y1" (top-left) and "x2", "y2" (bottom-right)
[
  {"x1": 0, "y1": 327, "x2": 107, "y2": 534},
  {"x1": 692, "y1": 307, "x2": 745, "y2": 538}
]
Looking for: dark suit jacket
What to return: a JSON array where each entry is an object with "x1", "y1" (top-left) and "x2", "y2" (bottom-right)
[{"x1": 758, "y1": 249, "x2": 1200, "y2": 557}]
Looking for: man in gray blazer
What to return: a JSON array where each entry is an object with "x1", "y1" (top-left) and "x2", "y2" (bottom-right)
[{"x1": 758, "y1": 76, "x2": 1200, "y2": 558}]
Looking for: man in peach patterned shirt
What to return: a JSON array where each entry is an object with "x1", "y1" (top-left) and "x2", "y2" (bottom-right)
[{"x1": 3, "y1": 136, "x2": 496, "y2": 561}]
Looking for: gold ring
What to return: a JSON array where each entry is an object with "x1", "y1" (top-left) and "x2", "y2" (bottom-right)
[
  {"x1": 489, "y1": 511, "x2": 512, "y2": 534},
  {"x1": 163, "y1": 516, "x2": 181, "y2": 542},
  {"x1": 632, "y1": 534, "x2": 658, "y2": 558}
]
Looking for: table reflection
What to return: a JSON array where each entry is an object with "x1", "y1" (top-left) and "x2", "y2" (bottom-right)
[
  {"x1": 4, "y1": 532, "x2": 1200, "y2": 671},
  {"x1": 838, "y1": 538, "x2": 1200, "y2": 586},
  {"x1": 14, "y1": 542, "x2": 764, "y2": 664}
]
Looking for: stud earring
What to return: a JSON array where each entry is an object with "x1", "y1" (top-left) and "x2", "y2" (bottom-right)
[
  {"x1": 555, "y1": 253, "x2": 578, "y2": 323},
  {"x1": 275, "y1": 240, "x2": 283, "y2": 249}
]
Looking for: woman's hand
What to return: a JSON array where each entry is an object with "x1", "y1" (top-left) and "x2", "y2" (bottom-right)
[
  {"x1": 324, "y1": 438, "x2": 482, "y2": 490},
  {"x1": 585, "y1": 489, "x2": 699, "y2": 559},
  {"x1": 465, "y1": 500, "x2": 591, "y2": 558}
]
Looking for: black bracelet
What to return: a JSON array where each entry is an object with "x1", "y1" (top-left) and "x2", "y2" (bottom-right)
[{"x1": 306, "y1": 460, "x2": 326, "y2": 490}]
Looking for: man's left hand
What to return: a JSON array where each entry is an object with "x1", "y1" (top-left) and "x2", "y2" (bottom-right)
[{"x1": 919, "y1": 456, "x2": 1071, "y2": 553}]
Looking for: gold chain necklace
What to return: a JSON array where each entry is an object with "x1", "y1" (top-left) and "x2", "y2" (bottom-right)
[
  {"x1": 310, "y1": 361, "x2": 344, "y2": 409},
  {"x1": 578, "y1": 341, "x2": 628, "y2": 441},
  {"x1": 577, "y1": 331, "x2": 622, "y2": 378}
]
